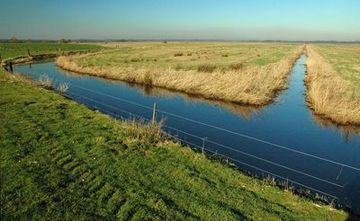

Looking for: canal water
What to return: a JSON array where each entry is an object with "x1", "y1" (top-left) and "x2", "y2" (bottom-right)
[{"x1": 14, "y1": 55, "x2": 360, "y2": 212}]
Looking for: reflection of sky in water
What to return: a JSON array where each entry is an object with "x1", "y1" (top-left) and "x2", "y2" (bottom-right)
[{"x1": 14, "y1": 56, "x2": 360, "y2": 212}]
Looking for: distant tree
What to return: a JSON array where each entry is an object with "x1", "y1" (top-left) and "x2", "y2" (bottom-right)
[
  {"x1": 59, "y1": 38, "x2": 72, "y2": 43},
  {"x1": 163, "y1": 41, "x2": 167, "y2": 44},
  {"x1": 10, "y1": 36, "x2": 18, "y2": 43}
]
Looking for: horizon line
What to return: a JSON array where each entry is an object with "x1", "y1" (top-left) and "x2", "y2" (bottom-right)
[{"x1": 1, "y1": 38, "x2": 360, "y2": 43}]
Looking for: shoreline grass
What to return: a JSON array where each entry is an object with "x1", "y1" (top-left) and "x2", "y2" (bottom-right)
[
  {"x1": 306, "y1": 45, "x2": 360, "y2": 125},
  {"x1": 0, "y1": 42, "x2": 105, "y2": 69},
  {"x1": 56, "y1": 42, "x2": 304, "y2": 105},
  {"x1": 0, "y1": 42, "x2": 104, "y2": 60},
  {"x1": 0, "y1": 69, "x2": 347, "y2": 220}
]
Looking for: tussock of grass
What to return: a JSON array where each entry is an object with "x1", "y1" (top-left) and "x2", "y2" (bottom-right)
[
  {"x1": 197, "y1": 64, "x2": 217, "y2": 73},
  {"x1": 38, "y1": 74, "x2": 53, "y2": 88},
  {"x1": 130, "y1": 58, "x2": 142, "y2": 62},
  {"x1": 174, "y1": 52, "x2": 183, "y2": 57},
  {"x1": 57, "y1": 82, "x2": 69, "y2": 93},
  {"x1": 143, "y1": 72, "x2": 153, "y2": 85},
  {"x1": 229, "y1": 63, "x2": 244, "y2": 71},
  {"x1": 56, "y1": 43, "x2": 304, "y2": 105},
  {"x1": 0, "y1": 70, "x2": 347, "y2": 220},
  {"x1": 306, "y1": 46, "x2": 360, "y2": 125}
]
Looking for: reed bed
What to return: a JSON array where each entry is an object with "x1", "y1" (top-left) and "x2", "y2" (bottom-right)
[
  {"x1": 306, "y1": 45, "x2": 360, "y2": 125},
  {"x1": 56, "y1": 43, "x2": 303, "y2": 105}
]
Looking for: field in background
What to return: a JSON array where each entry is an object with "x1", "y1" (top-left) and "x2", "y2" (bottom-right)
[
  {"x1": 0, "y1": 42, "x2": 104, "y2": 60},
  {"x1": 56, "y1": 42, "x2": 303, "y2": 105},
  {"x1": 306, "y1": 45, "x2": 360, "y2": 125},
  {"x1": 312, "y1": 45, "x2": 360, "y2": 88}
]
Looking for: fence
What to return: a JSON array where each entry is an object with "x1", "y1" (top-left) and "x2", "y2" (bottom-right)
[{"x1": 57, "y1": 83, "x2": 360, "y2": 206}]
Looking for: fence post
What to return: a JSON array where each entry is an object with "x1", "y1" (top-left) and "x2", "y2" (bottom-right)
[
  {"x1": 152, "y1": 102, "x2": 157, "y2": 124},
  {"x1": 336, "y1": 166, "x2": 343, "y2": 181},
  {"x1": 27, "y1": 49, "x2": 31, "y2": 57},
  {"x1": 202, "y1": 137, "x2": 207, "y2": 153},
  {"x1": 9, "y1": 61, "x2": 13, "y2": 73}
]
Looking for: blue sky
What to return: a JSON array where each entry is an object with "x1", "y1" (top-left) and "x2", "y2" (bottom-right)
[{"x1": 0, "y1": 0, "x2": 359, "y2": 41}]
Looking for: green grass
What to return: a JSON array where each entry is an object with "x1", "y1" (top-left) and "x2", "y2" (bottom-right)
[
  {"x1": 0, "y1": 42, "x2": 104, "y2": 60},
  {"x1": 312, "y1": 44, "x2": 360, "y2": 88},
  {"x1": 0, "y1": 69, "x2": 347, "y2": 220},
  {"x1": 76, "y1": 42, "x2": 298, "y2": 72}
]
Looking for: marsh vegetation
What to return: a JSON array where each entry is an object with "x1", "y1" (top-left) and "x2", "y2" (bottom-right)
[
  {"x1": 56, "y1": 42, "x2": 303, "y2": 105},
  {"x1": 0, "y1": 42, "x2": 104, "y2": 60},
  {"x1": 306, "y1": 45, "x2": 360, "y2": 125}
]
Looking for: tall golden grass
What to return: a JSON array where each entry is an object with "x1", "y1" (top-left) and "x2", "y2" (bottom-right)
[
  {"x1": 306, "y1": 46, "x2": 360, "y2": 125},
  {"x1": 56, "y1": 45, "x2": 303, "y2": 105},
  {"x1": 130, "y1": 83, "x2": 260, "y2": 119}
]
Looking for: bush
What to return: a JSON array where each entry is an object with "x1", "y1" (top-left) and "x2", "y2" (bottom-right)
[
  {"x1": 130, "y1": 58, "x2": 141, "y2": 62},
  {"x1": 174, "y1": 53, "x2": 183, "y2": 57},
  {"x1": 229, "y1": 63, "x2": 244, "y2": 71},
  {"x1": 197, "y1": 64, "x2": 217, "y2": 73}
]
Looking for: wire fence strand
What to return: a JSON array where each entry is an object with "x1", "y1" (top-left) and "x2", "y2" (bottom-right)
[
  {"x1": 71, "y1": 85, "x2": 360, "y2": 172},
  {"x1": 67, "y1": 91, "x2": 347, "y2": 198},
  {"x1": 162, "y1": 130, "x2": 339, "y2": 200}
]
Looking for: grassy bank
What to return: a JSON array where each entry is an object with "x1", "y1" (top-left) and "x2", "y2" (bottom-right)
[
  {"x1": 306, "y1": 45, "x2": 360, "y2": 125},
  {"x1": 0, "y1": 69, "x2": 347, "y2": 220},
  {"x1": 0, "y1": 42, "x2": 104, "y2": 60},
  {"x1": 56, "y1": 42, "x2": 303, "y2": 105}
]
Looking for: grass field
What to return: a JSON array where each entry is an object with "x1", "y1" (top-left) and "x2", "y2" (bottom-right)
[
  {"x1": 306, "y1": 45, "x2": 360, "y2": 125},
  {"x1": 0, "y1": 42, "x2": 104, "y2": 60},
  {"x1": 0, "y1": 69, "x2": 347, "y2": 220},
  {"x1": 56, "y1": 42, "x2": 303, "y2": 105}
]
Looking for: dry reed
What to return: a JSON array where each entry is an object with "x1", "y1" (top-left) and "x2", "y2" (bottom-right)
[
  {"x1": 56, "y1": 46, "x2": 303, "y2": 105},
  {"x1": 57, "y1": 82, "x2": 69, "y2": 93},
  {"x1": 306, "y1": 46, "x2": 360, "y2": 125},
  {"x1": 38, "y1": 74, "x2": 53, "y2": 88}
]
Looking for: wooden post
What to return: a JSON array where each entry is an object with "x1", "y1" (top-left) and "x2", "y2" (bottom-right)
[
  {"x1": 202, "y1": 137, "x2": 207, "y2": 153},
  {"x1": 27, "y1": 49, "x2": 31, "y2": 56},
  {"x1": 152, "y1": 103, "x2": 157, "y2": 124},
  {"x1": 9, "y1": 61, "x2": 13, "y2": 73}
]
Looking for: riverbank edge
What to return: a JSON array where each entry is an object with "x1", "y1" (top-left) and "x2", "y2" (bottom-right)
[
  {"x1": 305, "y1": 46, "x2": 360, "y2": 126},
  {"x1": 0, "y1": 68, "x2": 349, "y2": 219},
  {"x1": 0, "y1": 49, "x2": 103, "y2": 68},
  {"x1": 55, "y1": 46, "x2": 304, "y2": 107}
]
